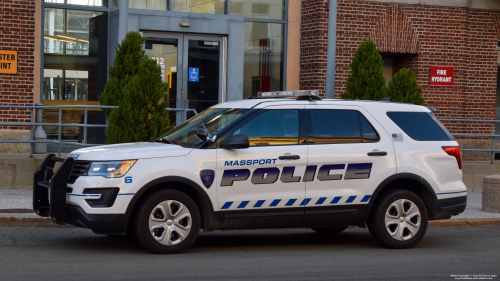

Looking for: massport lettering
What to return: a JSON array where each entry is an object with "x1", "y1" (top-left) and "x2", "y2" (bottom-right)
[
  {"x1": 225, "y1": 159, "x2": 278, "y2": 166},
  {"x1": 220, "y1": 163, "x2": 372, "y2": 186}
]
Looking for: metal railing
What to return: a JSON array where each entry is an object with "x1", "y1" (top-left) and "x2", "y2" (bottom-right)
[
  {"x1": 440, "y1": 119, "x2": 500, "y2": 164},
  {"x1": 0, "y1": 105, "x2": 197, "y2": 157}
]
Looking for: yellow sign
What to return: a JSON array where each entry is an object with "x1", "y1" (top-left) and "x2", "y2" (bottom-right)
[{"x1": 0, "y1": 50, "x2": 18, "y2": 74}]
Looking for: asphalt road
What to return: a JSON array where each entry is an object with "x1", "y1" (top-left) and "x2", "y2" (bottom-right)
[{"x1": 0, "y1": 226, "x2": 498, "y2": 281}]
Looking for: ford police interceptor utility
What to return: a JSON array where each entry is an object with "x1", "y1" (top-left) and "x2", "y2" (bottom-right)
[{"x1": 33, "y1": 90, "x2": 467, "y2": 254}]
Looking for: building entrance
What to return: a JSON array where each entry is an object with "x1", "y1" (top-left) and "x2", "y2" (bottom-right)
[{"x1": 145, "y1": 33, "x2": 225, "y2": 125}]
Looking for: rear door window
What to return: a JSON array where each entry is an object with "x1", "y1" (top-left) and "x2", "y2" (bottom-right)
[
  {"x1": 387, "y1": 112, "x2": 454, "y2": 141},
  {"x1": 310, "y1": 109, "x2": 379, "y2": 144}
]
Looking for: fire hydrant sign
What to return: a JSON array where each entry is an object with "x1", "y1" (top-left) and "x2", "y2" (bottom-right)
[
  {"x1": 430, "y1": 65, "x2": 454, "y2": 86},
  {"x1": 0, "y1": 50, "x2": 18, "y2": 74}
]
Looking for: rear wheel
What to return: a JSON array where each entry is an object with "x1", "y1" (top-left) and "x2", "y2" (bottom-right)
[
  {"x1": 368, "y1": 189, "x2": 428, "y2": 249},
  {"x1": 134, "y1": 189, "x2": 201, "y2": 254},
  {"x1": 311, "y1": 226, "x2": 348, "y2": 235}
]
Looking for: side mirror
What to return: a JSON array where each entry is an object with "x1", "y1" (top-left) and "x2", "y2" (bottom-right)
[
  {"x1": 195, "y1": 128, "x2": 208, "y2": 141},
  {"x1": 220, "y1": 134, "x2": 250, "y2": 149}
]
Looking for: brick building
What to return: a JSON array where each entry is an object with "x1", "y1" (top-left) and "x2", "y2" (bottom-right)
[
  {"x1": 301, "y1": 0, "x2": 500, "y2": 136},
  {"x1": 1, "y1": 0, "x2": 500, "y2": 151}
]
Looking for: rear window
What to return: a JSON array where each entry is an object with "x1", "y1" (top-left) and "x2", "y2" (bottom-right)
[{"x1": 387, "y1": 112, "x2": 454, "y2": 141}]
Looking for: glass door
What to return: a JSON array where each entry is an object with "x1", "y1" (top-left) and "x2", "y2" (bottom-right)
[
  {"x1": 145, "y1": 33, "x2": 224, "y2": 126},
  {"x1": 183, "y1": 36, "x2": 223, "y2": 120}
]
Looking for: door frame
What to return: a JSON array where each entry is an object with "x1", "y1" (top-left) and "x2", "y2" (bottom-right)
[{"x1": 143, "y1": 32, "x2": 227, "y2": 125}]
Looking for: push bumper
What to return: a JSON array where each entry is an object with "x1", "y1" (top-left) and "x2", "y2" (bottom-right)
[{"x1": 33, "y1": 154, "x2": 129, "y2": 234}]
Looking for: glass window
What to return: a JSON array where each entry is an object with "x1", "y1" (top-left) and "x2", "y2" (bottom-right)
[
  {"x1": 173, "y1": 0, "x2": 226, "y2": 14},
  {"x1": 230, "y1": 0, "x2": 283, "y2": 20},
  {"x1": 311, "y1": 110, "x2": 362, "y2": 144},
  {"x1": 387, "y1": 112, "x2": 454, "y2": 141},
  {"x1": 360, "y1": 114, "x2": 379, "y2": 142},
  {"x1": 44, "y1": 0, "x2": 108, "y2": 7},
  {"x1": 43, "y1": 8, "x2": 107, "y2": 101},
  {"x1": 159, "y1": 108, "x2": 249, "y2": 148},
  {"x1": 243, "y1": 22, "x2": 284, "y2": 98},
  {"x1": 234, "y1": 110, "x2": 299, "y2": 146},
  {"x1": 129, "y1": 0, "x2": 168, "y2": 10}
]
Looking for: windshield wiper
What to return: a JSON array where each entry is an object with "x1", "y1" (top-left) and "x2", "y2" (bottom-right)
[{"x1": 153, "y1": 138, "x2": 177, "y2": 145}]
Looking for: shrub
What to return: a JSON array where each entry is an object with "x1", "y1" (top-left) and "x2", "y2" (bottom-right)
[
  {"x1": 387, "y1": 68, "x2": 424, "y2": 105},
  {"x1": 341, "y1": 40, "x2": 386, "y2": 101},
  {"x1": 106, "y1": 58, "x2": 170, "y2": 144}
]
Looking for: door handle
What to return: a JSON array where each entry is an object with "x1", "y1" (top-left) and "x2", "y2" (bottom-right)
[
  {"x1": 367, "y1": 151, "x2": 387, "y2": 156},
  {"x1": 279, "y1": 155, "x2": 300, "y2": 160}
]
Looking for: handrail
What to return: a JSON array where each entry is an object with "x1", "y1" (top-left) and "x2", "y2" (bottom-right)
[
  {"x1": 0, "y1": 104, "x2": 197, "y2": 157},
  {"x1": 440, "y1": 118, "x2": 498, "y2": 164}
]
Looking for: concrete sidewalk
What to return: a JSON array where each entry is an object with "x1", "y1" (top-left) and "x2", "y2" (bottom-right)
[{"x1": 0, "y1": 189, "x2": 499, "y2": 227}]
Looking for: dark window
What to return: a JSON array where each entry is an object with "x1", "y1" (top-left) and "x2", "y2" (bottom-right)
[
  {"x1": 387, "y1": 112, "x2": 454, "y2": 141},
  {"x1": 234, "y1": 110, "x2": 299, "y2": 146},
  {"x1": 310, "y1": 110, "x2": 378, "y2": 144}
]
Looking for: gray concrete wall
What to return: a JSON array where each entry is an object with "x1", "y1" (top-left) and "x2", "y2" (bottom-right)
[{"x1": 0, "y1": 130, "x2": 30, "y2": 154}]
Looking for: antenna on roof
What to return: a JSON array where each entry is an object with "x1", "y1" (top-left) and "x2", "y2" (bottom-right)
[{"x1": 379, "y1": 97, "x2": 390, "y2": 102}]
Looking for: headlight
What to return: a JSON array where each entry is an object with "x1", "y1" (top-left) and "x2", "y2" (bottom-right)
[{"x1": 86, "y1": 160, "x2": 137, "y2": 178}]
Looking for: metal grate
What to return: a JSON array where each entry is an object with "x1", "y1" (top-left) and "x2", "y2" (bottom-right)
[{"x1": 68, "y1": 160, "x2": 91, "y2": 184}]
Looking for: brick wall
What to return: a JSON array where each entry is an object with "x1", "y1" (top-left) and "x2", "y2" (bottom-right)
[
  {"x1": 300, "y1": 0, "x2": 500, "y2": 135},
  {"x1": 0, "y1": 0, "x2": 36, "y2": 129}
]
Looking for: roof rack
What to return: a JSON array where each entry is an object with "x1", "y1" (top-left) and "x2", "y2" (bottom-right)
[{"x1": 249, "y1": 90, "x2": 322, "y2": 101}]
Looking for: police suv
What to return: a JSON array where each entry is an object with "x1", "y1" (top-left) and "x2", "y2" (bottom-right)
[{"x1": 33, "y1": 91, "x2": 467, "y2": 254}]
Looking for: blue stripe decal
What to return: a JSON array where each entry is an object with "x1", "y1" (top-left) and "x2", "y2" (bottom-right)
[
  {"x1": 254, "y1": 200, "x2": 265, "y2": 208},
  {"x1": 36, "y1": 182, "x2": 50, "y2": 188},
  {"x1": 69, "y1": 194, "x2": 100, "y2": 197},
  {"x1": 316, "y1": 197, "x2": 327, "y2": 205},
  {"x1": 285, "y1": 199, "x2": 297, "y2": 206},
  {"x1": 346, "y1": 196, "x2": 357, "y2": 203},
  {"x1": 269, "y1": 199, "x2": 281, "y2": 207},
  {"x1": 221, "y1": 202, "x2": 233, "y2": 209},
  {"x1": 300, "y1": 198, "x2": 312, "y2": 206},
  {"x1": 360, "y1": 195, "x2": 371, "y2": 203},
  {"x1": 331, "y1": 196, "x2": 342, "y2": 204},
  {"x1": 118, "y1": 193, "x2": 135, "y2": 196},
  {"x1": 436, "y1": 191, "x2": 467, "y2": 195},
  {"x1": 238, "y1": 201, "x2": 250, "y2": 209}
]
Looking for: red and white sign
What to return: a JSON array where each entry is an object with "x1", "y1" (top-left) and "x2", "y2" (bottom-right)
[{"x1": 430, "y1": 65, "x2": 454, "y2": 86}]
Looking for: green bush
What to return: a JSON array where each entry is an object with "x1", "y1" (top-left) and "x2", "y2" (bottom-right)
[
  {"x1": 106, "y1": 58, "x2": 170, "y2": 144},
  {"x1": 387, "y1": 68, "x2": 424, "y2": 105},
  {"x1": 100, "y1": 31, "x2": 171, "y2": 144},
  {"x1": 341, "y1": 40, "x2": 387, "y2": 101},
  {"x1": 99, "y1": 32, "x2": 146, "y2": 117}
]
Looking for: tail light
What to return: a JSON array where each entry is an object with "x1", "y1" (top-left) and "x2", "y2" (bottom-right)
[{"x1": 442, "y1": 146, "x2": 461, "y2": 169}]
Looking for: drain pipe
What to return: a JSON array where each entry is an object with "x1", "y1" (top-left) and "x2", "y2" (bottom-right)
[{"x1": 33, "y1": 103, "x2": 47, "y2": 154}]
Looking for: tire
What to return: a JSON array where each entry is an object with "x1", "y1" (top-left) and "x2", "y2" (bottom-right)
[
  {"x1": 368, "y1": 189, "x2": 428, "y2": 249},
  {"x1": 311, "y1": 226, "x2": 348, "y2": 235},
  {"x1": 134, "y1": 189, "x2": 201, "y2": 254}
]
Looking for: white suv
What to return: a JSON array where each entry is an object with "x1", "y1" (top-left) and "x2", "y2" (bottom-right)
[{"x1": 33, "y1": 91, "x2": 467, "y2": 254}]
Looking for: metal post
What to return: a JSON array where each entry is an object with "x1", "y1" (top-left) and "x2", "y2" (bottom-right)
[
  {"x1": 29, "y1": 108, "x2": 34, "y2": 157},
  {"x1": 118, "y1": 0, "x2": 129, "y2": 44},
  {"x1": 492, "y1": 122, "x2": 495, "y2": 164},
  {"x1": 83, "y1": 107, "x2": 88, "y2": 144},
  {"x1": 58, "y1": 108, "x2": 62, "y2": 157},
  {"x1": 325, "y1": 0, "x2": 338, "y2": 99}
]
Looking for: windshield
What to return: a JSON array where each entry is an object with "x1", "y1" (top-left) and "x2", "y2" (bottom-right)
[{"x1": 158, "y1": 108, "x2": 249, "y2": 148}]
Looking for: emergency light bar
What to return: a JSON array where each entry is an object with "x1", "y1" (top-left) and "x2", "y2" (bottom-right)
[{"x1": 256, "y1": 90, "x2": 321, "y2": 100}]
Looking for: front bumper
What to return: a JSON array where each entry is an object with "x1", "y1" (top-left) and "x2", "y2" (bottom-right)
[{"x1": 33, "y1": 154, "x2": 129, "y2": 234}]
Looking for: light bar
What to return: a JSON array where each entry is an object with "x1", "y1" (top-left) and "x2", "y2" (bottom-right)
[{"x1": 257, "y1": 90, "x2": 320, "y2": 98}]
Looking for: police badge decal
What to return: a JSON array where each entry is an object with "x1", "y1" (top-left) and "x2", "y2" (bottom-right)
[{"x1": 200, "y1": 170, "x2": 215, "y2": 189}]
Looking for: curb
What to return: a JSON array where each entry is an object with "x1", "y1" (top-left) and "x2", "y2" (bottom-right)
[
  {"x1": 1, "y1": 213, "x2": 500, "y2": 228},
  {"x1": 0, "y1": 214, "x2": 71, "y2": 228},
  {"x1": 429, "y1": 218, "x2": 500, "y2": 227}
]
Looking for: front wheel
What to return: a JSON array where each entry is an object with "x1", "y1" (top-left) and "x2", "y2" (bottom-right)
[
  {"x1": 134, "y1": 189, "x2": 201, "y2": 254},
  {"x1": 368, "y1": 189, "x2": 428, "y2": 249}
]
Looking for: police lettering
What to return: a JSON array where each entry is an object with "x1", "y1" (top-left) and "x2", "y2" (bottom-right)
[{"x1": 221, "y1": 163, "x2": 372, "y2": 186}]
